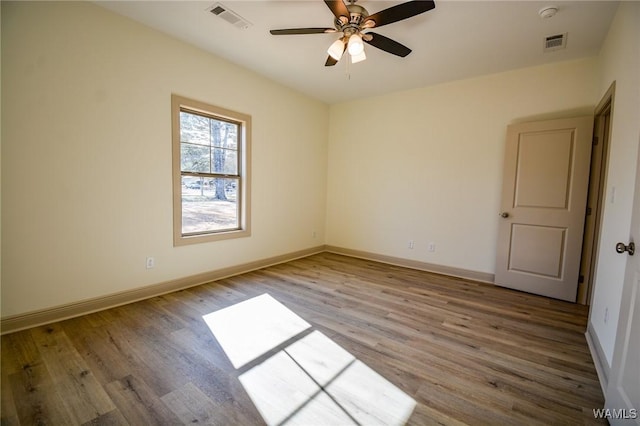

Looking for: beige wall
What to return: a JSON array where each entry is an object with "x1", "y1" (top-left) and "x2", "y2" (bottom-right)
[
  {"x1": 1, "y1": 2, "x2": 328, "y2": 317},
  {"x1": 589, "y1": 1, "x2": 640, "y2": 367},
  {"x1": 326, "y1": 58, "x2": 598, "y2": 274}
]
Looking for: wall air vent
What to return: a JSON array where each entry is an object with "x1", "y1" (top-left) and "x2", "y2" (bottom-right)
[
  {"x1": 544, "y1": 33, "x2": 567, "y2": 52},
  {"x1": 208, "y1": 2, "x2": 252, "y2": 30}
]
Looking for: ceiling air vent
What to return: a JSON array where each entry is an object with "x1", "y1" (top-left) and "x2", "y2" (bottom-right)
[
  {"x1": 544, "y1": 33, "x2": 567, "y2": 52},
  {"x1": 208, "y1": 2, "x2": 252, "y2": 30}
]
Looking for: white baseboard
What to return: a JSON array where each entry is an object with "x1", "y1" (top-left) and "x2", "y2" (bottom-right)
[
  {"x1": 1, "y1": 245, "x2": 498, "y2": 335},
  {"x1": 0, "y1": 246, "x2": 325, "y2": 335},
  {"x1": 585, "y1": 321, "x2": 610, "y2": 394},
  {"x1": 325, "y1": 245, "x2": 495, "y2": 284}
]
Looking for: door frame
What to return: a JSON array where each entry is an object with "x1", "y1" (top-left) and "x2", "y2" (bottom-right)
[{"x1": 578, "y1": 82, "x2": 616, "y2": 305}]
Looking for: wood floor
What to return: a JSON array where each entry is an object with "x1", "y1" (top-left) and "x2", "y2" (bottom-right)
[{"x1": 1, "y1": 253, "x2": 605, "y2": 425}]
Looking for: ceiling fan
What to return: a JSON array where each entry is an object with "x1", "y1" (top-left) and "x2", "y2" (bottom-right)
[{"x1": 269, "y1": 0, "x2": 436, "y2": 66}]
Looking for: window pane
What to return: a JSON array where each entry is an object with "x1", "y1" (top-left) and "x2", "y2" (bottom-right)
[
  {"x1": 211, "y1": 120, "x2": 238, "y2": 149},
  {"x1": 182, "y1": 177, "x2": 239, "y2": 234},
  {"x1": 212, "y1": 148, "x2": 238, "y2": 175},
  {"x1": 181, "y1": 144, "x2": 210, "y2": 173},
  {"x1": 180, "y1": 111, "x2": 210, "y2": 145}
]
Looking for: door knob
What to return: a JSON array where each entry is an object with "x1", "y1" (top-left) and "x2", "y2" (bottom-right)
[
  {"x1": 616, "y1": 242, "x2": 635, "y2": 256},
  {"x1": 500, "y1": 212, "x2": 510, "y2": 218}
]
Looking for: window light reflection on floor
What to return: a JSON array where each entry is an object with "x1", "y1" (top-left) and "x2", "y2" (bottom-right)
[
  {"x1": 204, "y1": 293, "x2": 416, "y2": 426},
  {"x1": 202, "y1": 293, "x2": 311, "y2": 369}
]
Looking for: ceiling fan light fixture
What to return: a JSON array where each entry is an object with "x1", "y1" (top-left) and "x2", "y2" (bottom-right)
[
  {"x1": 347, "y1": 33, "x2": 365, "y2": 56},
  {"x1": 351, "y1": 49, "x2": 366, "y2": 64},
  {"x1": 327, "y1": 39, "x2": 345, "y2": 61}
]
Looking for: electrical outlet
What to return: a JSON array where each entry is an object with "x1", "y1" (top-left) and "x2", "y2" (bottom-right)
[
  {"x1": 408, "y1": 240, "x2": 415, "y2": 249},
  {"x1": 428, "y1": 242, "x2": 436, "y2": 252},
  {"x1": 146, "y1": 257, "x2": 155, "y2": 269}
]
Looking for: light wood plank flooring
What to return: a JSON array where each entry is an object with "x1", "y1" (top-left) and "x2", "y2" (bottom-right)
[{"x1": 1, "y1": 253, "x2": 605, "y2": 425}]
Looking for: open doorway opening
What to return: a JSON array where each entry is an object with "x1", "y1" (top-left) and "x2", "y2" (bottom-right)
[{"x1": 578, "y1": 82, "x2": 615, "y2": 305}]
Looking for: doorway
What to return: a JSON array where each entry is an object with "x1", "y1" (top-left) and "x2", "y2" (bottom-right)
[{"x1": 578, "y1": 82, "x2": 615, "y2": 305}]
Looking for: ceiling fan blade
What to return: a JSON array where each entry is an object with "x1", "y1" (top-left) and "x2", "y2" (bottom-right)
[
  {"x1": 270, "y1": 28, "x2": 336, "y2": 35},
  {"x1": 364, "y1": 32, "x2": 412, "y2": 57},
  {"x1": 325, "y1": 55, "x2": 339, "y2": 66},
  {"x1": 364, "y1": 0, "x2": 435, "y2": 28},
  {"x1": 324, "y1": 0, "x2": 350, "y2": 21}
]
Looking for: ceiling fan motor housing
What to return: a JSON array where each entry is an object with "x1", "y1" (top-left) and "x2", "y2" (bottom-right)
[{"x1": 336, "y1": 4, "x2": 370, "y2": 34}]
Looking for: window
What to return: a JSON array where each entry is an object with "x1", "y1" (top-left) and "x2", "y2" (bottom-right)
[{"x1": 172, "y1": 95, "x2": 251, "y2": 245}]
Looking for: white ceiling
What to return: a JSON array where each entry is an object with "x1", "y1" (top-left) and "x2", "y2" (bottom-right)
[{"x1": 95, "y1": 0, "x2": 619, "y2": 104}]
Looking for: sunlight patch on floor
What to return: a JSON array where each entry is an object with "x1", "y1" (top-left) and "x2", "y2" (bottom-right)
[
  {"x1": 202, "y1": 293, "x2": 311, "y2": 369},
  {"x1": 204, "y1": 294, "x2": 416, "y2": 425},
  {"x1": 239, "y1": 349, "x2": 354, "y2": 425}
]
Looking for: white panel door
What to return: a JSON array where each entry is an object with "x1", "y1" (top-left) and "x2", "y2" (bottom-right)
[
  {"x1": 495, "y1": 116, "x2": 593, "y2": 302},
  {"x1": 605, "y1": 140, "x2": 640, "y2": 425}
]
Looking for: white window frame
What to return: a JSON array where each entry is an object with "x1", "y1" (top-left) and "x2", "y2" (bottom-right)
[{"x1": 172, "y1": 94, "x2": 251, "y2": 246}]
